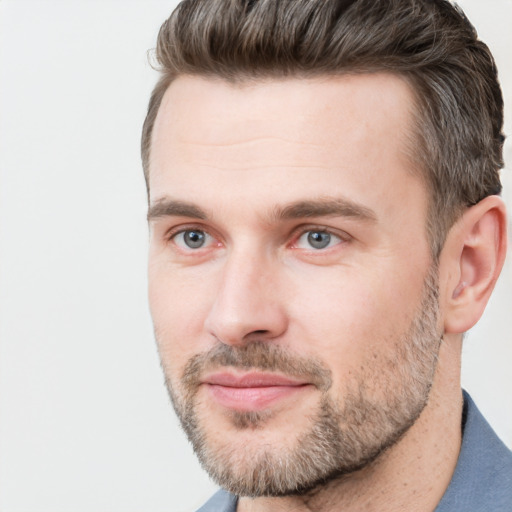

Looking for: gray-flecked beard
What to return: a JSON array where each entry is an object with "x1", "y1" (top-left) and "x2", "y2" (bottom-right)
[{"x1": 162, "y1": 265, "x2": 442, "y2": 497}]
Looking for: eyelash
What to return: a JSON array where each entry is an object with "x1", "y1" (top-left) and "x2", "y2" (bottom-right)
[
  {"x1": 289, "y1": 225, "x2": 350, "y2": 251},
  {"x1": 165, "y1": 224, "x2": 351, "y2": 252},
  {"x1": 166, "y1": 224, "x2": 219, "y2": 251}
]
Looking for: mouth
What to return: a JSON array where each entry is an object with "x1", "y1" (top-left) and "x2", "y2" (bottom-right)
[{"x1": 201, "y1": 371, "x2": 312, "y2": 412}]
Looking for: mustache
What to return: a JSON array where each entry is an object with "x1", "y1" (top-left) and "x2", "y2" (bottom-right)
[{"x1": 181, "y1": 341, "x2": 333, "y2": 392}]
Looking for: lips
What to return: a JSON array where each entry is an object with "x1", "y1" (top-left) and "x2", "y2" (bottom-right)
[{"x1": 201, "y1": 371, "x2": 311, "y2": 411}]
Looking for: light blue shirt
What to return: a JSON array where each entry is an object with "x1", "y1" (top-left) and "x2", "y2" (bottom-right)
[{"x1": 197, "y1": 392, "x2": 512, "y2": 512}]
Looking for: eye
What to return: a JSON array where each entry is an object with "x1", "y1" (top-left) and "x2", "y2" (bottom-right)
[
  {"x1": 295, "y1": 230, "x2": 343, "y2": 250},
  {"x1": 172, "y1": 229, "x2": 213, "y2": 250}
]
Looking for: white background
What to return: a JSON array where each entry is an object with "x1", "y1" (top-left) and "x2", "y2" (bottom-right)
[{"x1": 0, "y1": 1, "x2": 511, "y2": 511}]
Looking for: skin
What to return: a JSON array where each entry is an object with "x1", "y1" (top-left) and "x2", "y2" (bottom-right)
[{"x1": 147, "y1": 74, "x2": 507, "y2": 511}]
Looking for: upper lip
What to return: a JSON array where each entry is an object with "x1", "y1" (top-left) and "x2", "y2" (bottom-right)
[{"x1": 202, "y1": 371, "x2": 309, "y2": 388}]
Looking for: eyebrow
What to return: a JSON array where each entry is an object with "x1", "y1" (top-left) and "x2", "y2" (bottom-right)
[
  {"x1": 275, "y1": 198, "x2": 377, "y2": 222},
  {"x1": 147, "y1": 199, "x2": 207, "y2": 221},
  {"x1": 147, "y1": 197, "x2": 377, "y2": 223}
]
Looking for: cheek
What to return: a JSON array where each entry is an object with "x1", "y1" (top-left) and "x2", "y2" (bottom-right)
[
  {"x1": 287, "y1": 267, "x2": 421, "y2": 373},
  {"x1": 148, "y1": 263, "x2": 214, "y2": 375}
]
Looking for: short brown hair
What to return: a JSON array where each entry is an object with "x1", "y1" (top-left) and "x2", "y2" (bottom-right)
[{"x1": 141, "y1": 0, "x2": 504, "y2": 256}]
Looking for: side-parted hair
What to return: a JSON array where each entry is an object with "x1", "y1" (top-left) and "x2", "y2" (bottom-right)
[{"x1": 141, "y1": 0, "x2": 504, "y2": 256}]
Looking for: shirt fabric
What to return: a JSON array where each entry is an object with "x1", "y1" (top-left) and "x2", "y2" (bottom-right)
[{"x1": 196, "y1": 392, "x2": 512, "y2": 512}]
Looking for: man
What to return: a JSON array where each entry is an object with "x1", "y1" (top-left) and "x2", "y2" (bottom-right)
[{"x1": 142, "y1": 0, "x2": 511, "y2": 510}]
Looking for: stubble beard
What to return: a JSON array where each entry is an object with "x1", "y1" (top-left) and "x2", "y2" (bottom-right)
[{"x1": 161, "y1": 265, "x2": 442, "y2": 497}]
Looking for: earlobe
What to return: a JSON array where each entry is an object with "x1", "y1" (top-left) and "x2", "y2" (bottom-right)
[{"x1": 443, "y1": 195, "x2": 507, "y2": 334}]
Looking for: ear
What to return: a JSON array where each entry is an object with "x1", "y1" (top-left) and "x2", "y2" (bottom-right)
[{"x1": 441, "y1": 195, "x2": 507, "y2": 334}]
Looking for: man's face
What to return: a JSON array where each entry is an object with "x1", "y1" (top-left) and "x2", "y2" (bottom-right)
[{"x1": 148, "y1": 74, "x2": 442, "y2": 495}]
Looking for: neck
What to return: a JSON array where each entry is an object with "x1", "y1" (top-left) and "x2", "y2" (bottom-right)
[{"x1": 238, "y1": 338, "x2": 463, "y2": 512}]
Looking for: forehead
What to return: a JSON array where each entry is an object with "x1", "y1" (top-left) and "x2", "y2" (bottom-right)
[
  {"x1": 151, "y1": 73, "x2": 416, "y2": 163},
  {"x1": 149, "y1": 73, "x2": 425, "y2": 226}
]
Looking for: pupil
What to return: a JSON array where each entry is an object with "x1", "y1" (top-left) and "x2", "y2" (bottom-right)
[
  {"x1": 185, "y1": 230, "x2": 205, "y2": 248},
  {"x1": 308, "y1": 231, "x2": 331, "y2": 249}
]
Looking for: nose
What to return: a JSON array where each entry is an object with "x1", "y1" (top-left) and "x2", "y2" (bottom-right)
[{"x1": 204, "y1": 249, "x2": 288, "y2": 347}]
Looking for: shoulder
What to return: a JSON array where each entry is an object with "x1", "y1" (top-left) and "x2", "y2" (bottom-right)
[
  {"x1": 435, "y1": 391, "x2": 512, "y2": 512},
  {"x1": 196, "y1": 489, "x2": 238, "y2": 512}
]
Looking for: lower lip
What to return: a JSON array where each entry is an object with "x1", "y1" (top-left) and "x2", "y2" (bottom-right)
[{"x1": 206, "y1": 384, "x2": 309, "y2": 411}]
